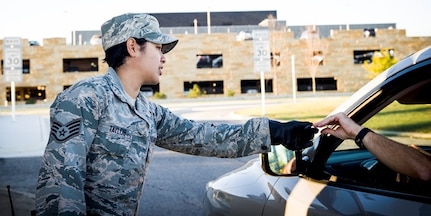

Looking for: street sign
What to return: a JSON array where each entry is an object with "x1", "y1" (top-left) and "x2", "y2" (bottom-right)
[
  {"x1": 252, "y1": 30, "x2": 270, "y2": 116},
  {"x1": 3, "y1": 37, "x2": 23, "y2": 83},
  {"x1": 252, "y1": 30, "x2": 270, "y2": 73}
]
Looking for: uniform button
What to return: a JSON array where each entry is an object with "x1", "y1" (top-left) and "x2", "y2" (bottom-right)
[{"x1": 261, "y1": 145, "x2": 268, "y2": 151}]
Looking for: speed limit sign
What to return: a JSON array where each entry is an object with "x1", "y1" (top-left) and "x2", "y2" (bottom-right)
[
  {"x1": 3, "y1": 37, "x2": 23, "y2": 82},
  {"x1": 252, "y1": 30, "x2": 270, "y2": 73}
]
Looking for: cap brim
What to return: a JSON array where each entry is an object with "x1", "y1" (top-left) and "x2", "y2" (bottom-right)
[
  {"x1": 145, "y1": 32, "x2": 178, "y2": 54},
  {"x1": 161, "y1": 40, "x2": 178, "y2": 54}
]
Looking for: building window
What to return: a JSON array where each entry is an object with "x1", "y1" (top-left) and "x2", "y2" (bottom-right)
[
  {"x1": 6, "y1": 85, "x2": 46, "y2": 102},
  {"x1": 353, "y1": 49, "x2": 394, "y2": 64},
  {"x1": 271, "y1": 52, "x2": 281, "y2": 67},
  {"x1": 1, "y1": 59, "x2": 30, "y2": 74},
  {"x1": 297, "y1": 77, "x2": 337, "y2": 91},
  {"x1": 140, "y1": 84, "x2": 160, "y2": 97},
  {"x1": 196, "y1": 54, "x2": 223, "y2": 68},
  {"x1": 23, "y1": 60, "x2": 30, "y2": 74},
  {"x1": 240, "y1": 79, "x2": 273, "y2": 93},
  {"x1": 184, "y1": 81, "x2": 224, "y2": 95},
  {"x1": 312, "y1": 51, "x2": 324, "y2": 65},
  {"x1": 363, "y1": 28, "x2": 376, "y2": 38},
  {"x1": 63, "y1": 58, "x2": 99, "y2": 72}
]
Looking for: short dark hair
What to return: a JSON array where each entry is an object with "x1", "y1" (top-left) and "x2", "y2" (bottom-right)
[{"x1": 103, "y1": 38, "x2": 147, "y2": 69}]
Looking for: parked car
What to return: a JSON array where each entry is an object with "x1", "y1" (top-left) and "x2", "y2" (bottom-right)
[{"x1": 203, "y1": 45, "x2": 431, "y2": 216}]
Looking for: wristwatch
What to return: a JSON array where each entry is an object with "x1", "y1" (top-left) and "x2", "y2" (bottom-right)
[{"x1": 355, "y1": 127, "x2": 372, "y2": 148}]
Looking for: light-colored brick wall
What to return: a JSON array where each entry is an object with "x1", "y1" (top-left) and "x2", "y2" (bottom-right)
[{"x1": 1, "y1": 28, "x2": 430, "y2": 103}]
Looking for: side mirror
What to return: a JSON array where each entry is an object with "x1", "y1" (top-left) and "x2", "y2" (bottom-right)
[
  {"x1": 262, "y1": 145, "x2": 296, "y2": 175},
  {"x1": 262, "y1": 145, "x2": 311, "y2": 175}
]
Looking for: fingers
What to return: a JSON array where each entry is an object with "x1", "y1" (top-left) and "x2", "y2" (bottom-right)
[
  {"x1": 314, "y1": 112, "x2": 346, "y2": 128},
  {"x1": 313, "y1": 115, "x2": 337, "y2": 128},
  {"x1": 313, "y1": 113, "x2": 344, "y2": 138},
  {"x1": 320, "y1": 127, "x2": 337, "y2": 136}
]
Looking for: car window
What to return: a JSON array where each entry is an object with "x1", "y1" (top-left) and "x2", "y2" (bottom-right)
[
  {"x1": 266, "y1": 98, "x2": 431, "y2": 176},
  {"x1": 336, "y1": 101, "x2": 431, "y2": 151}
]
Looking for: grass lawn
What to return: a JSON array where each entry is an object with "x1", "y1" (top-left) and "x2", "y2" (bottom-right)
[
  {"x1": 235, "y1": 96, "x2": 348, "y2": 123},
  {"x1": 364, "y1": 102, "x2": 431, "y2": 133},
  {"x1": 235, "y1": 96, "x2": 431, "y2": 133}
]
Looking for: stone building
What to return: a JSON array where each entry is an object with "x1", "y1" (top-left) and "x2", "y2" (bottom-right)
[{"x1": 1, "y1": 11, "x2": 431, "y2": 104}]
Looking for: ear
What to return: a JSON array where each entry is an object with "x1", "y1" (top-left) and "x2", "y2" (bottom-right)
[{"x1": 126, "y1": 38, "x2": 137, "y2": 56}]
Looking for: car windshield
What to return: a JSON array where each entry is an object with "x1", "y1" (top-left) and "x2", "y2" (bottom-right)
[{"x1": 336, "y1": 101, "x2": 431, "y2": 151}]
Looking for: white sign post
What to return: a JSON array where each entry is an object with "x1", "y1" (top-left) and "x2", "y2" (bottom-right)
[
  {"x1": 291, "y1": 54, "x2": 297, "y2": 103},
  {"x1": 3, "y1": 37, "x2": 23, "y2": 120},
  {"x1": 252, "y1": 30, "x2": 270, "y2": 116}
]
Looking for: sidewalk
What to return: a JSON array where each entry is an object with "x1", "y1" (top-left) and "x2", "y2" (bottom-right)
[
  {"x1": 0, "y1": 114, "x2": 48, "y2": 216},
  {"x1": 0, "y1": 114, "x2": 49, "y2": 158}
]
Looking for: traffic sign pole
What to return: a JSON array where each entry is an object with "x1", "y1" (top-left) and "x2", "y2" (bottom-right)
[
  {"x1": 260, "y1": 71, "x2": 266, "y2": 116},
  {"x1": 252, "y1": 30, "x2": 270, "y2": 116},
  {"x1": 3, "y1": 37, "x2": 22, "y2": 121},
  {"x1": 11, "y1": 81, "x2": 16, "y2": 121},
  {"x1": 291, "y1": 54, "x2": 297, "y2": 103}
]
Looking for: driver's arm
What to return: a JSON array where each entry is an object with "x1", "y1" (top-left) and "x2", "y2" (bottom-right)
[
  {"x1": 361, "y1": 132, "x2": 431, "y2": 181},
  {"x1": 314, "y1": 112, "x2": 431, "y2": 182}
]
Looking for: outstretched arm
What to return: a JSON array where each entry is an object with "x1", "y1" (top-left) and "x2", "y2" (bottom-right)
[{"x1": 314, "y1": 112, "x2": 431, "y2": 181}]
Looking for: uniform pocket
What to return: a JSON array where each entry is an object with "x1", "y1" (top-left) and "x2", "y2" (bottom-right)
[{"x1": 102, "y1": 125, "x2": 133, "y2": 157}]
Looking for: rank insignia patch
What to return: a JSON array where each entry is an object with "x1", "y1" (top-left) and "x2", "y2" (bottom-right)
[{"x1": 51, "y1": 118, "x2": 81, "y2": 142}]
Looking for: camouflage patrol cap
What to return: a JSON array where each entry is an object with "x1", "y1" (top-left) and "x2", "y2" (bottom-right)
[{"x1": 101, "y1": 13, "x2": 178, "y2": 54}]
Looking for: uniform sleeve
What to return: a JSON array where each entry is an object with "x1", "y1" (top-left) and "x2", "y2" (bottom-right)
[
  {"x1": 35, "y1": 86, "x2": 101, "y2": 215},
  {"x1": 153, "y1": 105, "x2": 271, "y2": 158}
]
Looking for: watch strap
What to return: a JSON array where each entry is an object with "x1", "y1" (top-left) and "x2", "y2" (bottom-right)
[{"x1": 355, "y1": 127, "x2": 372, "y2": 148}]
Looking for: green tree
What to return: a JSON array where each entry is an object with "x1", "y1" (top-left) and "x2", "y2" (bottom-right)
[{"x1": 363, "y1": 49, "x2": 398, "y2": 79}]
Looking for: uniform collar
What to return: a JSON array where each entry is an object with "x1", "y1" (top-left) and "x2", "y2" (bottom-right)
[
  {"x1": 105, "y1": 67, "x2": 131, "y2": 105},
  {"x1": 105, "y1": 68, "x2": 152, "y2": 115}
]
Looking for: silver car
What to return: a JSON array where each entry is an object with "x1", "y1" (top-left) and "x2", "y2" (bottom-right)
[{"x1": 203, "y1": 45, "x2": 431, "y2": 216}]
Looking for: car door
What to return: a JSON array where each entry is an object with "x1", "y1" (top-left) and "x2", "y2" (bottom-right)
[
  {"x1": 264, "y1": 176, "x2": 431, "y2": 215},
  {"x1": 263, "y1": 99, "x2": 431, "y2": 216}
]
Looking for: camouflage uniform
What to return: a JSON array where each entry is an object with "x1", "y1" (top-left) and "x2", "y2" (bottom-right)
[{"x1": 35, "y1": 67, "x2": 271, "y2": 215}]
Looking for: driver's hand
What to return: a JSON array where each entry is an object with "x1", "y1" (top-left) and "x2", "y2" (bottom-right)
[{"x1": 281, "y1": 158, "x2": 296, "y2": 174}]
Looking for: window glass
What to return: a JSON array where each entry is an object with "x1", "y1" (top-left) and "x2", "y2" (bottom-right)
[
  {"x1": 353, "y1": 49, "x2": 394, "y2": 64},
  {"x1": 63, "y1": 58, "x2": 99, "y2": 72},
  {"x1": 1, "y1": 59, "x2": 30, "y2": 74},
  {"x1": 240, "y1": 79, "x2": 273, "y2": 93},
  {"x1": 271, "y1": 52, "x2": 280, "y2": 67},
  {"x1": 183, "y1": 81, "x2": 224, "y2": 95},
  {"x1": 336, "y1": 101, "x2": 431, "y2": 151},
  {"x1": 6, "y1": 86, "x2": 46, "y2": 102},
  {"x1": 297, "y1": 77, "x2": 337, "y2": 91},
  {"x1": 196, "y1": 54, "x2": 223, "y2": 68}
]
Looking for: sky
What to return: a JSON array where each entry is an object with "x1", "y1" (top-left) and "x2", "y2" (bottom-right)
[{"x1": 1, "y1": 0, "x2": 430, "y2": 44}]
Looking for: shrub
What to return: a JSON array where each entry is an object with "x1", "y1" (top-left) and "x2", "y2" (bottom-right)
[
  {"x1": 26, "y1": 98, "x2": 37, "y2": 104},
  {"x1": 153, "y1": 92, "x2": 167, "y2": 99},
  {"x1": 188, "y1": 84, "x2": 202, "y2": 98}
]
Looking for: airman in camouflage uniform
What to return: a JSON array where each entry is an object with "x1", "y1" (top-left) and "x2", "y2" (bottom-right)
[{"x1": 35, "y1": 13, "x2": 316, "y2": 215}]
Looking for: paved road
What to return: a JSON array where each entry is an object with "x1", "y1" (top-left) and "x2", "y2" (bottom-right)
[{"x1": 1, "y1": 143, "x2": 256, "y2": 216}]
